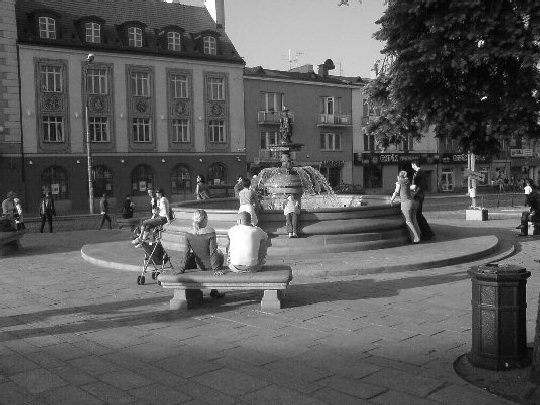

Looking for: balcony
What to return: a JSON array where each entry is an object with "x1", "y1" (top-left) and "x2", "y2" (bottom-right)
[
  {"x1": 318, "y1": 114, "x2": 352, "y2": 127},
  {"x1": 257, "y1": 110, "x2": 294, "y2": 125},
  {"x1": 256, "y1": 149, "x2": 297, "y2": 163}
]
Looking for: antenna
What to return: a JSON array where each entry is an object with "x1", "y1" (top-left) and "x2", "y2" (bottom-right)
[{"x1": 282, "y1": 49, "x2": 304, "y2": 70}]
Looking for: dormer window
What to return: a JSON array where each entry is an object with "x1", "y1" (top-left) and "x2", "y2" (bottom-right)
[
  {"x1": 203, "y1": 36, "x2": 216, "y2": 55},
  {"x1": 39, "y1": 16, "x2": 56, "y2": 39},
  {"x1": 128, "y1": 27, "x2": 143, "y2": 47},
  {"x1": 85, "y1": 22, "x2": 101, "y2": 43},
  {"x1": 167, "y1": 32, "x2": 182, "y2": 51}
]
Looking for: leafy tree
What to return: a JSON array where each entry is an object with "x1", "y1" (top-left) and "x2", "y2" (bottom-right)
[{"x1": 365, "y1": 0, "x2": 540, "y2": 155}]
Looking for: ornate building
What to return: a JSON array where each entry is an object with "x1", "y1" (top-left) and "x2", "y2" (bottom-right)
[{"x1": 1, "y1": 0, "x2": 245, "y2": 213}]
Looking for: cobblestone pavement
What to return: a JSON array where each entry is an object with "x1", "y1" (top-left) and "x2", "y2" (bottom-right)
[{"x1": 0, "y1": 211, "x2": 537, "y2": 404}]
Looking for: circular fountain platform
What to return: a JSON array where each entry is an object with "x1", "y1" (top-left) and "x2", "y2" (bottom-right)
[{"x1": 161, "y1": 196, "x2": 410, "y2": 255}]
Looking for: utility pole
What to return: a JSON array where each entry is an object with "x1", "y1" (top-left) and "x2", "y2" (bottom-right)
[{"x1": 84, "y1": 53, "x2": 95, "y2": 214}]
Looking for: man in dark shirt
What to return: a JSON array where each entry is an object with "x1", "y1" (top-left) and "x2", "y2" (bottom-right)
[
  {"x1": 517, "y1": 186, "x2": 540, "y2": 236},
  {"x1": 411, "y1": 160, "x2": 434, "y2": 240}
]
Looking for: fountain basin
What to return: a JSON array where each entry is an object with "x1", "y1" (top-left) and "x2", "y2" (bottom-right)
[{"x1": 161, "y1": 195, "x2": 410, "y2": 256}]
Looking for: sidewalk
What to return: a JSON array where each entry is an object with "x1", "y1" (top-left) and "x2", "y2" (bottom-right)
[{"x1": 0, "y1": 212, "x2": 536, "y2": 404}]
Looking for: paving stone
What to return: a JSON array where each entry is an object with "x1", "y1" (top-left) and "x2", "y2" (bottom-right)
[
  {"x1": 10, "y1": 368, "x2": 68, "y2": 393},
  {"x1": 129, "y1": 383, "x2": 192, "y2": 404},
  {"x1": 0, "y1": 381, "x2": 37, "y2": 405},
  {"x1": 310, "y1": 387, "x2": 371, "y2": 404},
  {"x1": 67, "y1": 355, "x2": 122, "y2": 376},
  {"x1": 241, "y1": 384, "x2": 326, "y2": 405},
  {"x1": 50, "y1": 365, "x2": 97, "y2": 386},
  {"x1": 0, "y1": 353, "x2": 40, "y2": 375},
  {"x1": 38, "y1": 385, "x2": 105, "y2": 405},
  {"x1": 81, "y1": 381, "x2": 136, "y2": 404},
  {"x1": 317, "y1": 374, "x2": 387, "y2": 399},
  {"x1": 361, "y1": 368, "x2": 445, "y2": 398},
  {"x1": 153, "y1": 352, "x2": 222, "y2": 378},
  {"x1": 371, "y1": 389, "x2": 442, "y2": 404},
  {"x1": 427, "y1": 384, "x2": 515, "y2": 405},
  {"x1": 263, "y1": 358, "x2": 333, "y2": 382},
  {"x1": 191, "y1": 368, "x2": 270, "y2": 396},
  {"x1": 97, "y1": 370, "x2": 152, "y2": 390},
  {"x1": 41, "y1": 342, "x2": 93, "y2": 361}
]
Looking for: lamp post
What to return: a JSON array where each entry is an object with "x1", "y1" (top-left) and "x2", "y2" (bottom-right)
[{"x1": 84, "y1": 53, "x2": 95, "y2": 214}]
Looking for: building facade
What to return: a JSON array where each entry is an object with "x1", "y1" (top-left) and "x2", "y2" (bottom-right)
[
  {"x1": 2, "y1": 0, "x2": 246, "y2": 214},
  {"x1": 244, "y1": 62, "x2": 363, "y2": 188}
]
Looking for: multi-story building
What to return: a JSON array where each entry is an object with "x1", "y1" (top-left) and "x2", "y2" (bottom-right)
[
  {"x1": 244, "y1": 61, "x2": 363, "y2": 188},
  {"x1": 1, "y1": 0, "x2": 245, "y2": 213}
]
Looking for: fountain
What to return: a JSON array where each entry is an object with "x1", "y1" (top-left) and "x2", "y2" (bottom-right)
[{"x1": 161, "y1": 108, "x2": 409, "y2": 256}]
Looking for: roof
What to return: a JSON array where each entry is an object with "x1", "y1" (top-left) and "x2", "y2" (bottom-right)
[
  {"x1": 244, "y1": 66, "x2": 366, "y2": 86},
  {"x1": 15, "y1": 0, "x2": 244, "y2": 64}
]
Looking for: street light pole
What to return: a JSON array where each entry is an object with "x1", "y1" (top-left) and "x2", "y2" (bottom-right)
[{"x1": 85, "y1": 53, "x2": 95, "y2": 214}]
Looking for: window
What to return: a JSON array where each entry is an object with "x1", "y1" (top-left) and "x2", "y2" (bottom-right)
[
  {"x1": 261, "y1": 92, "x2": 284, "y2": 112},
  {"x1": 396, "y1": 135, "x2": 414, "y2": 151},
  {"x1": 203, "y1": 36, "x2": 216, "y2": 55},
  {"x1": 89, "y1": 117, "x2": 109, "y2": 142},
  {"x1": 92, "y1": 165, "x2": 113, "y2": 196},
  {"x1": 171, "y1": 74, "x2": 188, "y2": 98},
  {"x1": 42, "y1": 116, "x2": 64, "y2": 142},
  {"x1": 167, "y1": 31, "x2": 182, "y2": 51},
  {"x1": 171, "y1": 165, "x2": 191, "y2": 194},
  {"x1": 172, "y1": 119, "x2": 190, "y2": 143},
  {"x1": 260, "y1": 131, "x2": 279, "y2": 149},
  {"x1": 87, "y1": 68, "x2": 108, "y2": 94},
  {"x1": 207, "y1": 77, "x2": 224, "y2": 100},
  {"x1": 38, "y1": 17, "x2": 56, "y2": 39},
  {"x1": 128, "y1": 26, "x2": 143, "y2": 47},
  {"x1": 208, "y1": 120, "x2": 225, "y2": 143},
  {"x1": 41, "y1": 65, "x2": 62, "y2": 92},
  {"x1": 364, "y1": 132, "x2": 378, "y2": 151},
  {"x1": 85, "y1": 22, "x2": 101, "y2": 43},
  {"x1": 363, "y1": 162, "x2": 383, "y2": 188},
  {"x1": 41, "y1": 166, "x2": 68, "y2": 199},
  {"x1": 132, "y1": 118, "x2": 151, "y2": 142},
  {"x1": 320, "y1": 133, "x2": 341, "y2": 151},
  {"x1": 207, "y1": 162, "x2": 227, "y2": 185},
  {"x1": 130, "y1": 72, "x2": 150, "y2": 96},
  {"x1": 131, "y1": 164, "x2": 154, "y2": 195},
  {"x1": 324, "y1": 97, "x2": 334, "y2": 115}
]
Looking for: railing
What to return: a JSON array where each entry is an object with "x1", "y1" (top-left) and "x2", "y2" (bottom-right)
[
  {"x1": 319, "y1": 114, "x2": 352, "y2": 125},
  {"x1": 257, "y1": 110, "x2": 295, "y2": 124},
  {"x1": 258, "y1": 149, "x2": 297, "y2": 162}
]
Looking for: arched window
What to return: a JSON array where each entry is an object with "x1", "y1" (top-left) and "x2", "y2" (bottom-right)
[
  {"x1": 170, "y1": 165, "x2": 192, "y2": 195},
  {"x1": 131, "y1": 164, "x2": 154, "y2": 196},
  {"x1": 41, "y1": 166, "x2": 68, "y2": 199},
  {"x1": 92, "y1": 165, "x2": 113, "y2": 197},
  {"x1": 207, "y1": 162, "x2": 227, "y2": 185}
]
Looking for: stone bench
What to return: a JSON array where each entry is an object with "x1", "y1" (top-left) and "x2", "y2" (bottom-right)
[
  {"x1": 157, "y1": 265, "x2": 293, "y2": 311},
  {"x1": 0, "y1": 230, "x2": 26, "y2": 255},
  {"x1": 116, "y1": 217, "x2": 140, "y2": 231}
]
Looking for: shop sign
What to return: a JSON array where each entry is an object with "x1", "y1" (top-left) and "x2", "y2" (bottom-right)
[
  {"x1": 321, "y1": 160, "x2": 345, "y2": 167},
  {"x1": 510, "y1": 149, "x2": 533, "y2": 157},
  {"x1": 440, "y1": 153, "x2": 490, "y2": 163},
  {"x1": 359, "y1": 153, "x2": 439, "y2": 165}
]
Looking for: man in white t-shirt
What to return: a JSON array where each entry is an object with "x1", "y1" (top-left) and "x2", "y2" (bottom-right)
[{"x1": 227, "y1": 211, "x2": 268, "y2": 273}]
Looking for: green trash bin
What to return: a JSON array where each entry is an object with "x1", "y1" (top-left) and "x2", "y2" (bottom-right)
[{"x1": 468, "y1": 263, "x2": 531, "y2": 370}]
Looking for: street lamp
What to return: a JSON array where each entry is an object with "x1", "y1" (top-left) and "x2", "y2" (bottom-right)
[{"x1": 84, "y1": 53, "x2": 95, "y2": 214}]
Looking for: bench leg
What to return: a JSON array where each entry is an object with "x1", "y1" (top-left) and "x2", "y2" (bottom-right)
[
  {"x1": 261, "y1": 289, "x2": 282, "y2": 311},
  {"x1": 169, "y1": 289, "x2": 203, "y2": 311}
]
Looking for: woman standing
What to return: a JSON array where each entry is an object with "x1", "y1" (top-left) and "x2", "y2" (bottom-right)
[
  {"x1": 195, "y1": 175, "x2": 211, "y2": 200},
  {"x1": 390, "y1": 171, "x2": 421, "y2": 244}
]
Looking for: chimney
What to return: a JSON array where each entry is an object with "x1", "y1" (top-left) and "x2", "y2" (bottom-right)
[
  {"x1": 318, "y1": 59, "x2": 335, "y2": 78},
  {"x1": 289, "y1": 64, "x2": 313, "y2": 74},
  {"x1": 204, "y1": 0, "x2": 225, "y2": 29}
]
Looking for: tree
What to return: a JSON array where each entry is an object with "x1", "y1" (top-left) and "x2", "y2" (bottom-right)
[{"x1": 366, "y1": 0, "x2": 540, "y2": 156}]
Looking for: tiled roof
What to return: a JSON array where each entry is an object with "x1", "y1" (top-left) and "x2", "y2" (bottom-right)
[
  {"x1": 244, "y1": 66, "x2": 365, "y2": 86},
  {"x1": 15, "y1": 0, "x2": 244, "y2": 64}
]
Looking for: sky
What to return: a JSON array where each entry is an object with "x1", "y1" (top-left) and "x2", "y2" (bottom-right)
[{"x1": 224, "y1": 0, "x2": 387, "y2": 78}]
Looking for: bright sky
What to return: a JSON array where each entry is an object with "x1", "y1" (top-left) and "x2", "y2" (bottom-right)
[{"x1": 224, "y1": 0, "x2": 387, "y2": 78}]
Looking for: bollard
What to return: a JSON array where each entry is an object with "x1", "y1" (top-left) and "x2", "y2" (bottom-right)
[{"x1": 468, "y1": 263, "x2": 531, "y2": 370}]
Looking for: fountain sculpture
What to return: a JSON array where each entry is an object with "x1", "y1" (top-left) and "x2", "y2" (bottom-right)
[{"x1": 161, "y1": 108, "x2": 409, "y2": 256}]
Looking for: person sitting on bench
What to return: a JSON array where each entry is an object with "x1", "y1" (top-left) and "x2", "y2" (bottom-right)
[
  {"x1": 176, "y1": 209, "x2": 225, "y2": 298},
  {"x1": 227, "y1": 211, "x2": 269, "y2": 273},
  {"x1": 517, "y1": 183, "x2": 540, "y2": 236}
]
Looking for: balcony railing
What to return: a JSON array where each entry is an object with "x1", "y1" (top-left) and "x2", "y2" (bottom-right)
[
  {"x1": 258, "y1": 149, "x2": 297, "y2": 162},
  {"x1": 318, "y1": 114, "x2": 352, "y2": 125},
  {"x1": 257, "y1": 110, "x2": 295, "y2": 124}
]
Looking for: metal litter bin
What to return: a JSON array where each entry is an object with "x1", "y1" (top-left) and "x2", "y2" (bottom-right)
[{"x1": 468, "y1": 263, "x2": 531, "y2": 370}]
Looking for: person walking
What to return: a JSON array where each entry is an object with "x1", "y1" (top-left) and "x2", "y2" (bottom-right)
[
  {"x1": 39, "y1": 191, "x2": 56, "y2": 233},
  {"x1": 411, "y1": 160, "x2": 434, "y2": 240},
  {"x1": 195, "y1": 174, "x2": 211, "y2": 200},
  {"x1": 390, "y1": 171, "x2": 421, "y2": 244},
  {"x1": 98, "y1": 193, "x2": 112, "y2": 230}
]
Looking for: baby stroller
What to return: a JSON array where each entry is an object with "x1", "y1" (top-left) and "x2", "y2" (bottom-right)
[{"x1": 135, "y1": 226, "x2": 173, "y2": 285}]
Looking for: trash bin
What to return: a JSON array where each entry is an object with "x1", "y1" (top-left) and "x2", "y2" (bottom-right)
[{"x1": 468, "y1": 263, "x2": 531, "y2": 370}]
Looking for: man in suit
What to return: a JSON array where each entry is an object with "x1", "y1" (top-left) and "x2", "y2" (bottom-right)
[
  {"x1": 39, "y1": 191, "x2": 56, "y2": 233},
  {"x1": 411, "y1": 160, "x2": 434, "y2": 240}
]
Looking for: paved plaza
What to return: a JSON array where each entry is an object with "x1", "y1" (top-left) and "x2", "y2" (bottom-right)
[{"x1": 1, "y1": 210, "x2": 539, "y2": 404}]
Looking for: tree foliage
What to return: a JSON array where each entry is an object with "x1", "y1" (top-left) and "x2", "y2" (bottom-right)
[{"x1": 366, "y1": 0, "x2": 540, "y2": 154}]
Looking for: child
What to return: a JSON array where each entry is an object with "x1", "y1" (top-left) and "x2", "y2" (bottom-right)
[{"x1": 283, "y1": 194, "x2": 300, "y2": 238}]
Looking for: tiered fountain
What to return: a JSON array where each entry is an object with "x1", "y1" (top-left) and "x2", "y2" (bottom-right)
[{"x1": 161, "y1": 108, "x2": 409, "y2": 256}]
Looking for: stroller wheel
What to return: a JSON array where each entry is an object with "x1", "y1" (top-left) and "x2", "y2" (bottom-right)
[
  {"x1": 140, "y1": 275, "x2": 146, "y2": 285},
  {"x1": 137, "y1": 275, "x2": 142, "y2": 285},
  {"x1": 151, "y1": 271, "x2": 157, "y2": 280}
]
